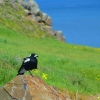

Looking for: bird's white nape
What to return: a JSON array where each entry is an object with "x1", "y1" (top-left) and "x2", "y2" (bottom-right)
[{"x1": 24, "y1": 58, "x2": 30, "y2": 63}]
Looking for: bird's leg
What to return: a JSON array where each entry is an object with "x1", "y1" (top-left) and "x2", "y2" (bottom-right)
[{"x1": 29, "y1": 70, "x2": 34, "y2": 77}]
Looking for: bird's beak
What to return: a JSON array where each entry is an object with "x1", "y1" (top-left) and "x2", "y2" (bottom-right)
[{"x1": 34, "y1": 55, "x2": 38, "y2": 57}]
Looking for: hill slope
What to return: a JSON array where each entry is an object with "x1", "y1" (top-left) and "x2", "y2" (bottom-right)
[
  {"x1": 0, "y1": 26, "x2": 100, "y2": 95},
  {"x1": 0, "y1": 1, "x2": 50, "y2": 38},
  {"x1": 0, "y1": 0, "x2": 100, "y2": 96}
]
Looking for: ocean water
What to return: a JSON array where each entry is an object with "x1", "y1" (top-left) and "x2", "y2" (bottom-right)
[{"x1": 35, "y1": 0, "x2": 100, "y2": 48}]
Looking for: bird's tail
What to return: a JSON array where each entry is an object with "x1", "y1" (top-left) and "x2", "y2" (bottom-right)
[
  {"x1": 17, "y1": 66, "x2": 26, "y2": 76},
  {"x1": 17, "y1": 73, "x2": 24, "y2": 76}
]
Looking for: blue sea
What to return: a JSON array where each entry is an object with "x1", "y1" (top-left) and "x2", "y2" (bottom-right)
[{"x1": 35, "y1": 0, "x2": 100, "y2": 48}]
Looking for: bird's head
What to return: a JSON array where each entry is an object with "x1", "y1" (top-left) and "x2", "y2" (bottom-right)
[{"x1": 30, "y1": 53, "x2": 38, "y2": 58}]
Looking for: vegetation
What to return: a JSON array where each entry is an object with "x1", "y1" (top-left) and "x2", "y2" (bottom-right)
[
  {"x1": 0, "y1": 2, "x2": 50, "y2": 38},
  {"x1": 0, "y1": 26, "x2": 100, "y2": 95},
  {"x1": 0, "y1": 1, "x2": 100, "y2": 96}
]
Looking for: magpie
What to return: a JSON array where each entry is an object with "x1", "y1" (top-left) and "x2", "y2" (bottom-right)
[{"x1": 17, "y1": 53, "x2": 38, "y2": 76}]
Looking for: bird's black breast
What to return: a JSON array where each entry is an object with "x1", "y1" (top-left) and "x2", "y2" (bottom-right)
[{"x1": 24, "y1": 57, "x2": 38, "y2": 71}]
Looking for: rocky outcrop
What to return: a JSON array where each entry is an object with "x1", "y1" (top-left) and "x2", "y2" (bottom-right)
[
  {"x1": 55, "y1": 31, "x2": 66, "y2": 42},
  {"x1": 18, "y1": 0, "x2": 66, "y2": 42},
  {"x1": 0, "y1": 75, "x2": 69, "y2": 100},
  {"x1": 44, "y1": 26, "x2": 66, "y2": 42},
  {"x1": 19, "y1": 0, "x2": 52, "y2": 26},
  {"x1": 0, "y1": 0, "x2": 66, "y2": 42},
  {"x1": 0, "y1": 75, "x2": 99, "y2": 100}
]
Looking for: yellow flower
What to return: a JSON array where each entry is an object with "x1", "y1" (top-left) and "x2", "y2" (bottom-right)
[
  {"x1": 97, "y1": 96, "x2": 100, "y2": 100},
  {"x1": 42, "y1": 73, "x2": 47, "y2": 80}
]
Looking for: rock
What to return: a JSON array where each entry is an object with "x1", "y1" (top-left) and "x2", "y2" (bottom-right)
[
  {"x1": 55, "y1": 31, "x2": 66, "y2": 42},
  {"x1": 31, "y1": 15, "x2": 41, "y2": 22},
  {"x1": 45, "y1": 16, "x2": 52, "y2": 26},
  {"x1": 18, "y1": 0, "x2": 26, "y2": 3},
  {"x1": 27, "y1": 0, "x2": 39, "y2": 9},
  {"x1": 41, "y1": 13, "x2": 48, "y2": 22},
  {"x1": 20, "y1": 0, "x2": 41, "y2": 16},
  {"x1": 31, "y1": 15, "x2": 36, "y2": 21},
  {"x1": 3, "y1": 75, "x2": 32, "y2": 100},
  {"x1": 0, "y1": 75, "x2": 67, "y2": 100},
  {"x1": 27, "y1": 0, "x2": 41, "y2": 16},
  {"x1": 0, "y1": 87, "x2": 14, "y2": 100},
  {"x1": 9, "y1": 0, "x2": 17, "y2": 3},
  {"x1": 20, "y1": 1, "x2": 28, "y2": 9},
  {"x1": 30, "y1": 7, "x2": 41, "y2": 16},
  {"x1": 44, "y1": 26, "x2": 55, "y2": 35},
  {"x1": 24, "y1": 9, "x2": 30, "y2": 16},
  {"x1": 35, "y1": 16, "x2": 42, "y2": 22}
]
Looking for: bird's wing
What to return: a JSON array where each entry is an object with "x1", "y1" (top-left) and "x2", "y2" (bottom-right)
[{"x1": 23, "y1": 57, "x2": 30, "y2": 63}]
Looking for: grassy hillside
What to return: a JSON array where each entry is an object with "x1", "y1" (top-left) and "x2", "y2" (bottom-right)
[
  {"x1": 0, "y1": 1, "x2": 100, "y2": 96},
  {"x1": 0, "y1": 1, "x2": 50, "y2": 38},
  {"x1": 0, "y1": 26, "x2": 100, "y2": 95}
]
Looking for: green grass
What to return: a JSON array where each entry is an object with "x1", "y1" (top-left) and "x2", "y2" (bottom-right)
[
  {"x1": 0, "y1": 26, "x2": 100, "y2": 95},
  {"x1": 0, "y1": 1, "x2": 100, "y2": 95}
]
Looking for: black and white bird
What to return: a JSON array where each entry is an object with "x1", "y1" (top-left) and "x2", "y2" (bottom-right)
[{"x1": 17, "y1": 53, "x2": 38, "y2": 76}]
